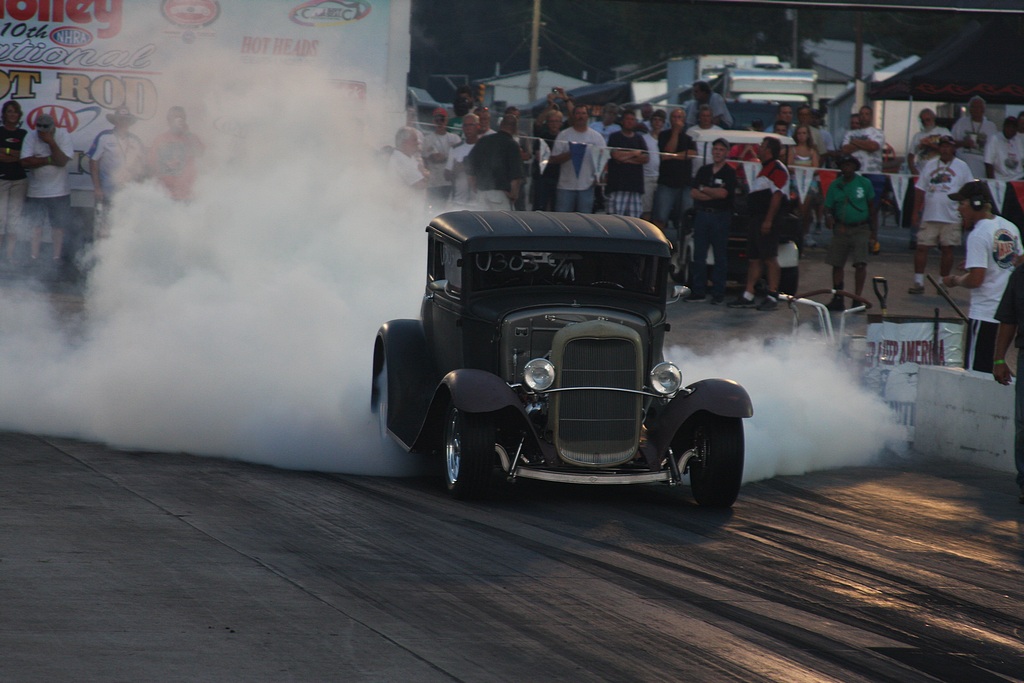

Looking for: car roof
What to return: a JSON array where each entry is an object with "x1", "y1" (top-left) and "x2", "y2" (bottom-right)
[{"x1": 427, "y1": 211, "x2": 672, "y2": 257}]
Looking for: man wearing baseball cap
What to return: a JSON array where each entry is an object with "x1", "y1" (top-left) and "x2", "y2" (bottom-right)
[
  {"x1": 909, "y1": 135, "x2": 972, "y2": 294},
  {"x1": 823, "y1": 154, "x2": 878, "y2": 311},
  {"x1": 944, "y1": 180, "x2": 1022, "y2": 373}
]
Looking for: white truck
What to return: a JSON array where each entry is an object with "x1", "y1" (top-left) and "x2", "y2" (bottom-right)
[
  {"x1": 0, "y1": 0, "x2": 411, "y2": 194},
  {"x1": 721, "y1": 67, "x2": 817, "y2": 104}
]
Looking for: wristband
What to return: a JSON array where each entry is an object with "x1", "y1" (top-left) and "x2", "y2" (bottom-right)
[
  {"x1": 4, "y1": 148, "x2": 8, "y2": 155},
  {"x1": 46, "y1": 156, "x2": 51, "y2": 164},
  {"x1": 994, "y1": 359, "x2": 1007, "y2": 366}
]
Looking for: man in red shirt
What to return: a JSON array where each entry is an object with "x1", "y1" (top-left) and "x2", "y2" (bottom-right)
[{"x1": 729, "y1": 137, "x2": 790, "y2": 311}]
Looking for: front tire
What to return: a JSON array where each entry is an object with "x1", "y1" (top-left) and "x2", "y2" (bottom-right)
[
  {"x1": 687, "y1": 416, "x2": 744, "y2": 508},
  {"x1": 443, "y1": 405, "x2": 495, "y2": 500}
]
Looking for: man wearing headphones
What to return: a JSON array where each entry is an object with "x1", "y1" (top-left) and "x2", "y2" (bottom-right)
[{"x1": 943, "y1": 180, "x2": 1022, "y2": 373}]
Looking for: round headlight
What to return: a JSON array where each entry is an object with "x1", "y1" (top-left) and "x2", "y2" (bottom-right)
[
  {"x1": 650, "y1": 362, "x2": 682, "y2": 395},
  {"x1": 523, "y1": 358, "x2": 555, "y2": 391}
]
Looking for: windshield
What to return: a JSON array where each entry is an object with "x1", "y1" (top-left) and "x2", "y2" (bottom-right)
[{"x1": 469, "y1": 251, "x2": 662, "y2": 296}]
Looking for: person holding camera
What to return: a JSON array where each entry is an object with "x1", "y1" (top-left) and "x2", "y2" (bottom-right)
[
  {"x1": 20, "y1": 113, "x2": 73, "y2": 264},
  {"x1": 543, "y1": 87, "x2": 575, "y2": 120}
]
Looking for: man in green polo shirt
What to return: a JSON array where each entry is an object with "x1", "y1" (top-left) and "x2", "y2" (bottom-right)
[{"x1": 824, "y1": 154, "x2": 878, "y2": 311}]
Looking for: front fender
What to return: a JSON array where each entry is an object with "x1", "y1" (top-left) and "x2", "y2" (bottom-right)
[
  {"x1": 647, "y1": 378, "x2": 753, "y2": 455},
  {"x1": 442, "y1": 369, "x2": 524, "y2": 414},
  {"x1": 411, "y1": 369, "x2": 534, "y2": 455}
]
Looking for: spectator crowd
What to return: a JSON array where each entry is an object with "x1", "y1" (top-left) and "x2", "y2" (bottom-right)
[
  {"x1": 0, "y1": 101, "x2": 204, "y2": 273},
  {"x1": 392, "y1": 88, "x2": 1024, "y2": 365}
]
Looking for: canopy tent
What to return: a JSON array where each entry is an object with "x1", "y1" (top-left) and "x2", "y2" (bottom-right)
[{"x1": 869, "y1": 19, "x2": 1024, "y2": 103}]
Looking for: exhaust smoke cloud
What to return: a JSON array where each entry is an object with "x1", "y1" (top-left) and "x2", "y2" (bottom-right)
[
  {"x1": 0, "y1": 59, "x2": 428, "y2": 475},
  {"x1": 667, "y1": 339, "x2": 904, "y2": 484},
  {"x1": 0, "y1": 55, "x2": 900, "y2": 483}
]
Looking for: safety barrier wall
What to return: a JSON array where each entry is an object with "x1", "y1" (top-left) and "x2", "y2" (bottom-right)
[{"x1": 913, "y1": 366, "x2": 1016, "y2": 474}]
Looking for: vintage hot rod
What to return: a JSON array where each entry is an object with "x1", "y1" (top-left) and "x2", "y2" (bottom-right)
[{"x1": 371, "y1": 211, "x2": 753, "y2": 506}]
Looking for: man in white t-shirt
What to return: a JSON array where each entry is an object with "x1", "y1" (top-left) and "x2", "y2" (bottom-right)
[
  {"x1": 550, "y1": 106, "x2": 606, "y2": 213},
  {"x1": 639, "y1": 109, "x2": 664, "y2": 221},
  {"x1": 952, "y1": 96, "x2": 999, "y2": 179},
  {"x1": 942, "y1": 181, "x2": 1022, "y2": 373},
  {"x1": 907, "y1": 108, "x2": 951, "y2": 174},
  {"x1": 389, "y1": 127, "x2": 428, "y2": 191},
  {"x1": 422, "y1": 107, "x2": 461, "y2": 206},
  {"x1": 445, "y1": 114, "x2": 480, "y2": 209},
  {"x1": 984, "y1": 116, "x2": 1023, "y2": 182},
  {"x1": 686, "y1": 105, "x2": 723, "y2": 169},
  {"x1": 20, "y1": 113, "x2": 74, "y2": 263},
  {"x1": 840, "y1": 105, "x2": 885, "y2": 174},
  {"x1": 909, "y1": 136, "x2": 971, "y2": 294}
]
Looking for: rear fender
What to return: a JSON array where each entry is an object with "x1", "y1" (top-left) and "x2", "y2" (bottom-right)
[
  {"x1": 648, "y1": 378, "x2": 753, "y2": 455},
  {"x1": 373, "y1": 320, "x2": 437, "y2": 450}
]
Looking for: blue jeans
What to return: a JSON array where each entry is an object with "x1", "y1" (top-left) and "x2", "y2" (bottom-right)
[
  {"x1": 1016, "y1": 349, "x2": 1024, "y2": 488},
  {"x1": 556, "y1": 187, "x2": 595, "y2": 213},
  {"x1": 652, "y1": 184, "x2": 693, "y2": 245},
  {"x1": 691, "y1": 208, "x2": 730, "y2": 297}
]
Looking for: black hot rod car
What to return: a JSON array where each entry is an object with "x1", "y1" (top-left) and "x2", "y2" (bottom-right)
[{"x1": 371, "y1": 211, "x2": 752, "y2": 506}]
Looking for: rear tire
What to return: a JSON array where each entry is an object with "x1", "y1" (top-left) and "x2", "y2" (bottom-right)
[
  {"x1": 371, "y1": 360, "x2": 389, "y2": 443},
  {"x1": 688, "y1": 416, "x2": 744, "y2": 508},
  {"x1": 670, "y1": 237, "x2": 692, "y2": 285},
  {"x1": 443, "y1": 405, "x2": 495, "y2": 500}
]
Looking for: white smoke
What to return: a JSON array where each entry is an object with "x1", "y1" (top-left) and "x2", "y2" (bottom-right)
[
  {"x1": 0, "y1": 55, "x2": 899, "y2": 483},
  {"x1": 667, "y1": 336, "x2": 904, "y2": 484},
  {"x1": 0, "y1": 60, "x2": 430, "y2": 475}
]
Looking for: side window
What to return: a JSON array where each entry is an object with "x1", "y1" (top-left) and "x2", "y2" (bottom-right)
[
  {"x1": 443, "y1": 243, "x2": 463, "y2": 291},
  {"x1": 429, "y1": 238, "x2": 462, "y2": 293}
]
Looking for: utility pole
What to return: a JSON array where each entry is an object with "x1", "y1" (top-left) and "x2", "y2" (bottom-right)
[
  {"x1": 854, "y1": 12, "x2": 865, "y2": 107},
  {"x1": 787, "y1": 9, "x2": 798, "y2": 67},
  {"x1": 528, "y1": 0, "x2": 541, "y2": 103}
]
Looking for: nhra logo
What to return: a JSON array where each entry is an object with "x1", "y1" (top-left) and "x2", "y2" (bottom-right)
[
  {"x1": 290, "y1": 0, "x2": 371, "y2": 27},
  {"x1": 50, "y1": 26, "x2": 93, "y2": 47},
  {"x1": 162, "y1": 0, "x2": 221, "y2": 28},
  {"x1": 27, "y1": 107, "x2": 80, "y2": 133}
]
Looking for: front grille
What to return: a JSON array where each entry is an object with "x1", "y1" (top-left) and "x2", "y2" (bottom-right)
[{"x1": 552, "y1": 322, "x2": 643, "y2": 467}]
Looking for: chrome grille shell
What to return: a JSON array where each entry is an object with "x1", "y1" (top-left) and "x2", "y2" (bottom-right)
[{"x1": 551, "y1": 320, "x2": 643, "y2": 467}]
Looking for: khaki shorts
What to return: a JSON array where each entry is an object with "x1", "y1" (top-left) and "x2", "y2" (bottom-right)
[
  {"x1": 826, "y1": 223, "x2": 870, "y2": 268},
  {"x1": 917, "y1": 220, "x2": 962, "y2": 247}
]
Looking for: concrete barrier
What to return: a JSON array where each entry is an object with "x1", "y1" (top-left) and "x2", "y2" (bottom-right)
[{"x1": 913, "y1": 365, "x2": 1017, "y2": 474}]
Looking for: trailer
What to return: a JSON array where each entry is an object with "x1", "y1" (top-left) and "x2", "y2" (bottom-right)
[{"x1": 720, "y1": 67, "x2": 817, "y2": 104}]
